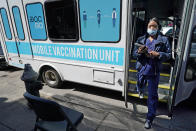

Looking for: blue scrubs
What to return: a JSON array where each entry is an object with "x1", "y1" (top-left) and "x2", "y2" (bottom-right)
[
  {"x1": 145, "y1": 39, "x2": 159, "y2": 122},
  {"x1": 146, "y1": 75, "x2": 160, "y2": 121},
  {"x1": 134, "y1": 33, "x2": 171, "y2": 122},
  {"x1": 136, "y1": 39, "x2": 157, "y2": 93}
]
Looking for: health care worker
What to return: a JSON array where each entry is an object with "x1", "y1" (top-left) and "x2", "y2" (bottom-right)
[{"x1": 134, "y1": 18, "x2": 171, "y2": 129}]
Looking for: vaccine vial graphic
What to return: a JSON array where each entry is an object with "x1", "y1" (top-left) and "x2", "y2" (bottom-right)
[
  {"x1": 112, "y1": 8, "x2": 117, "y2": 27},
  {"x1": 97, "y1": 10, "x2": 101, "y2": 27},
  {"x1": 83, "y1": 11, "x2": 87, "y2": 28}
]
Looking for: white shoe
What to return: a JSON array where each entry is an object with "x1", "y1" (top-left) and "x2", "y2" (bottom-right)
[
  {"x1": 144, "y1": 119, "x2": 152, "y2": 129},
  {"x1": 139, "y1": 92, "x2": 144, "y2": 99}
]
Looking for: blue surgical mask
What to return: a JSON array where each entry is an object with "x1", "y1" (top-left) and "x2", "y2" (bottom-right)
[{"x1": 147, "y1": 28, "x2": 158, "y2": 36}]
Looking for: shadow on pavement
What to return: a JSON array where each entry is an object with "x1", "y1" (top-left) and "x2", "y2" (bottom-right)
[
  {"x1": 170, "y1": 95, "x2": 196, "y2": 131},
  {"x1": 0, "y1": 66, "x2": 22, "y2": 72},
  {"x1": 49, "y1": 81, "x2": 196, "y2": 130},
  {"x1": 59, "y1": 81, "x2": 168, "y2": 116},
  {"x1": 52, "y1": 92, "x2": 173, "y2": 131},
  {"x1": 0, "y1": 97, "x2": 35, "y2": 131},
  {"x1": 0, "y1": 95, "x2": 89, "y2": 131},
  {"x1": 0, "y1": 85, "x2": 194, "y2": 131}
]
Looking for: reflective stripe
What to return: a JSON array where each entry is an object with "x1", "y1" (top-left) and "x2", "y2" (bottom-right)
[
  {"x1": 129, "y1": 69, "x2": 170, "y2": 77},
  {"x1": 130, "y1": 59, "x2": 170, "y2": 65},
  {"x1": 128, "y1": 93, "x2": 167, "y2": 103},
  {"x1": 128, "y1": 80, "x2": 173, "y2": 90}
]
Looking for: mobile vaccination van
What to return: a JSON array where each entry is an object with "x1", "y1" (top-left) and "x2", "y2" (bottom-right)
[{"x1": 0, "y1": 0, "x2": 196, "y2": 115}]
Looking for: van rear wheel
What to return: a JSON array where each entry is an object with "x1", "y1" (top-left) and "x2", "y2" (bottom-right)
[{"x1": 42, "y1": 68, "x2": 62, "y2": 88}]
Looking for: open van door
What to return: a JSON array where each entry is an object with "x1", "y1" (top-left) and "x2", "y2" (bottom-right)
[
  {"x1": 168, "y1": 0, "x2": 196, "y2": 115},
  {"x1": 0, "y1": 0, "x2": 20, "y2": 61},
  {"x1": 7, "y1": 0, "x2": 33, "y2": 60}
]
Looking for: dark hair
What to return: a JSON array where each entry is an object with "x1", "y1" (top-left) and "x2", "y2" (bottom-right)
[
  {"x1": 149, "y1": 17, "x2": 161, "y2": 30},
  {"x1": 149, "y1": 17, "x2": 159, "y2": 25}
]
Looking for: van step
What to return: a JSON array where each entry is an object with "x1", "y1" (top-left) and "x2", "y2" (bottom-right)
[
  {"x1": 129, "y1": 59, "x2": 171, "y2": 74},
  {"x1": 128, "y1": 80, "x2": 171, "y2": 90},
  {"x1": 128, "y1": 81, "x2": 171, "y2": 97},
  {"x1": 128, "y1": 72, "x2": 170, "y2": 84},
  {"x1": 129, "y1": 69, "x2": 170, "y2": 77},
  {"x1": 130, "y1": 59, "x2": 170, "y2": 65},
  {"x1": 128, "y1": 92, "x2": 168, "y2": 103},
  {"x1": 128, "y1": 59, "x2": 172, "y2": 102}
]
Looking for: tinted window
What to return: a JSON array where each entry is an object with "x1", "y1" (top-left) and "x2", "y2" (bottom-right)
[
  {"x1": 26, "y1": 3, "x2": 47, "y2": 40},
  {"x1": 192, "y1": 28, "x2": 196, "y2": 42},
  {"x1": 45, "y1": 0, "x2": 78, "y2": 41},
  {"x1": 132, "y1": 10, "x2": 146, "y2": 40},
  {"x1": 79, "y1": 0, "x2": 121, "y2": 42},
  {"x1": 0, "y1": 8, "x2": 12, "y2": 40},
  {"x1": 12, "y1": 7, "x2": 25, "y2": 40},
  {"x1": 185, "y1": 27, "x2": 196, "y2": 81}
]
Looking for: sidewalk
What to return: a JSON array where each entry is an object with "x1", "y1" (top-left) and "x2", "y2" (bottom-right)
[
  {"x1": 40, "y1": 83, "x2": 196, "y2": 131},
  {"x1": 0, "y1": 81, "x2": 195, "y2": 131}
]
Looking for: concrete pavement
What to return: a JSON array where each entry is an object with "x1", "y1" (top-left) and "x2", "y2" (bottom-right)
[{"x1": 0, "y1": 67, "x2": 195, "y2": 131}]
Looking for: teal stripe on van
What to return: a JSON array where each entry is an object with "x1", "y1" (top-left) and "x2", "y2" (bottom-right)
[
  {"x1": 5, "y1": 41, "x2": 31, "y2": 55},
  {"x1": 5, "y1": 41, "x2": 124, "y2": 66},
  {"x1": 18, "y1": 42, "x2": 32, "y2": 55},
  {"x1": 5, "y1": 41, "x2": 18, "y2": 54},
  {"x1": 31, "y1": 43, "x2": 124, "y2": 66}
]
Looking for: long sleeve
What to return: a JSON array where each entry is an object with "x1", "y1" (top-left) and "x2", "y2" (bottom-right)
[
  {"x1": 158, "y1": 38, "x2": 172, "y2": 62},
  {"x1": 132, "y1": 38, "x2": 144, "y2": 59}
]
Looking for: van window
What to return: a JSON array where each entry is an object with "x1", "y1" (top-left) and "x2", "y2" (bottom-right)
[
  {"x1": 0, "y1": 8, "x2": 12, "y2": 40},
  {"x1": 26, "y1": 3, "x2": 47, "y2": 40},
  {"x1": 185, "y1": 27, "x2": 196, "y2": 81},
  {"x1": 160, "y1": 20, "x2": 174, "y2": 36},
  {"x1": 79, "y1": 0, "x2": 121, "y2": 42},
  {"x1": 12, "y1": 7, "x2": 25, "y2": 40},
  {"x1": 132, "y1": 10, "x2": 146, "y2": 42},
  {"x1": 44, "y1": 0, "x2": 79, "y2": 41}
]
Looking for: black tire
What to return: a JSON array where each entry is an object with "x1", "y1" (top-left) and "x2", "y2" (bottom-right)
[{"x1": 42, "y1": 68, "x2": 62, "y2": 88}]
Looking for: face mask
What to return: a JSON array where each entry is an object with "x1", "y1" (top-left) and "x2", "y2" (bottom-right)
[{"x1": 147, "y1": 28, "x2": 158, "y2": 36}]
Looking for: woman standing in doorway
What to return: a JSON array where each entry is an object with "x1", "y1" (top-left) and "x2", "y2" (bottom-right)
[{"x1": 134, "y1": 18, "x2": 171, "y2": 129}]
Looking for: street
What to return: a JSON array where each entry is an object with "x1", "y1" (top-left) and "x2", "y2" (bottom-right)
[{"x1": 0, "y1": 67, "x2": 195, "y2": 131}]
